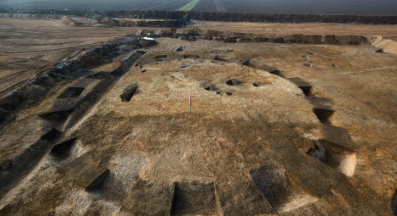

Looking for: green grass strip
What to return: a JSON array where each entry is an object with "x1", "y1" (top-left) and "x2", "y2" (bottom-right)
[{"x1": 177, "y1": 0, "x2": 200, "y2": 11}]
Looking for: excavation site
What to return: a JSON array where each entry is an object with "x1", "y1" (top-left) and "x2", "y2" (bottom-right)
[{"x1": 0, "y1": 5, "x2": 397, "y2": 216}]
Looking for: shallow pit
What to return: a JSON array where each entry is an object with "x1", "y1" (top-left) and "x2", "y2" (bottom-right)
[
  {"x1": 183, "y1": 55, "x2": 200, "y2": 59},
  {"x1": 154, "y1": 55, "x2": 168, "y2": 60},
  {"x1": 203, "y1": 84, "x2": 218, "y2": 91},
  {"x1": 214, "y1": 55, "x2": 228, "y2": 62},
  {"x1": 170, "y1": 182, "x2": 220, "y2": 216},
  {"x1": 307, "y1": 140, "x2": 356, "y2": 177},
  {"x1": 300, "y1": 86, "x2": 315, "y2": 96},
  {"x1": 58, "y1": 87, "x2": 85, "y2": 98},
  {"x1": 40, "y1": 127, "x2": 61, "y2": 140},
  {"x1": 250, "y1": 165, "x2": 317, "y2": 212},
  {"x1": 313, "y1": 108, "x2": 336, "y2": 124},
  {"x1": 226, "y1": 79, "x2": 242, "y2": 86},
  {"x1": 85, "y1": 169, "x2": 110, "y2": 192},
  {"x1": 38, "y1": 110, "x2": 73, "y2": 120},
  {"x1": 50, "y1": 138, "x2": 79, "y2": 162}
]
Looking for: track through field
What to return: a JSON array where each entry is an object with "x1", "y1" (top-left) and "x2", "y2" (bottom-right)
[
  {"x1": 178, "y1": 0, "x2": 201, "y2": 11},
  {"x1": 191, "y1": 0, "x2": 227, "y2": 12}
]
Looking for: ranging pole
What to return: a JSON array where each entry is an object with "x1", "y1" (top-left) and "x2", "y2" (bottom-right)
[{"x1": 178, "y1": 95, "x2": 202, "y2": 113}]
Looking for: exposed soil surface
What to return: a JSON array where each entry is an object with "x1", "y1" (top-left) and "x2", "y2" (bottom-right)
[
  {"x1": 0, "y1": 17, "x2": 397, "y2": 215},
  {"x1": 0, "y1": 18, "x2": 141, "y2": 93}
]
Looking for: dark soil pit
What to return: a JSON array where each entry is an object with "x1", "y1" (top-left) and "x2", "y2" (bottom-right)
[
  {"x1": 226, "y1": 79, "x2": 242, "y2": 86},
  {"x1": 120, "y1": 83, "x2": 138, "y2": 102},
  {"x1": 269, "y1": 70, "x2": 285, "y2": 78},
  {"x1": 300, "y1": 86, "x2": 315, "y2": 96},
  {"x1": 183, "y1": 55, "x2": 200, "y2": 59},
  {"x1": 141, "y1": 70, "x2": 147, "y2": 73},
  {"x1": 86, "y1": 72, "x2": 113, "y2": 79},
  {"x1": 85, "y1": 169, "x2": 111, "y2": 192},
  {"x1": 313, "y1": 108, "x2": 335, "y2": 124},
  {"x1": 0, "y1": 160, "x2": 12, "y2": 172},
  {"x1": 0, "y1": 108, "x2": 11, "y2": 125},
  {"x1": 154, "y1": 55, "x2": 168, "y2": 60},
  {"x1": 58, "y1": 87, "x2": 85, "y2": 98},
  {"x1": 214, "y1": 55, "x2": 228, "y2": 62},
  {"x1": 176, "y1": 46, "x2": 183, "y2": 52},
  {"x1": 253, "y1": 82, "x2": 263, "y2": 87},
  {"x1": 38, "y1": 109, "x2": 74, "y2": 120},
  {"x1": 50, "y1": 138, "x2": 78, "y2": 161},
  {"x1": 242, "y1": 60, "x2": 251, "y2": 66},
  {"x1": 40, "y1": 127, "x2": 61, "y2": 140},
  {"x1": 203, "y1": 84, "x2": 218, "y2": 91},
  {"x1": 170, "y1": 182, "x2": 219, "y2": 216},
  {"x1": 225, "y1": 92, "x2": 233, "y2": 96},
  {"x1": 216, "y1": 91, "x2": 222, "y2": 94}
]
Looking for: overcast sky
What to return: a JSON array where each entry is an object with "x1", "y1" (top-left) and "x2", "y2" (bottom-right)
[{"x1": 0, "y1": 0, "x2": 396, "y2": 16}]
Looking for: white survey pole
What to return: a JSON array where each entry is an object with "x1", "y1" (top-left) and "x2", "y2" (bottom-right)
[{"x1": 178, "y1": 95, "x2": 202, "y2": 113}]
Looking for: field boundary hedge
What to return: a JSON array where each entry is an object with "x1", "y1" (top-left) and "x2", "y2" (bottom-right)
[{"x1": 104, "y1": 10, "x2": 397, "y2": 24}]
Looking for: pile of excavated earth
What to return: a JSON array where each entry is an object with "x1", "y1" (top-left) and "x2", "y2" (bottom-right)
[{"x1": 0, "y1": 15, "x2": 397, "y2": 216}]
